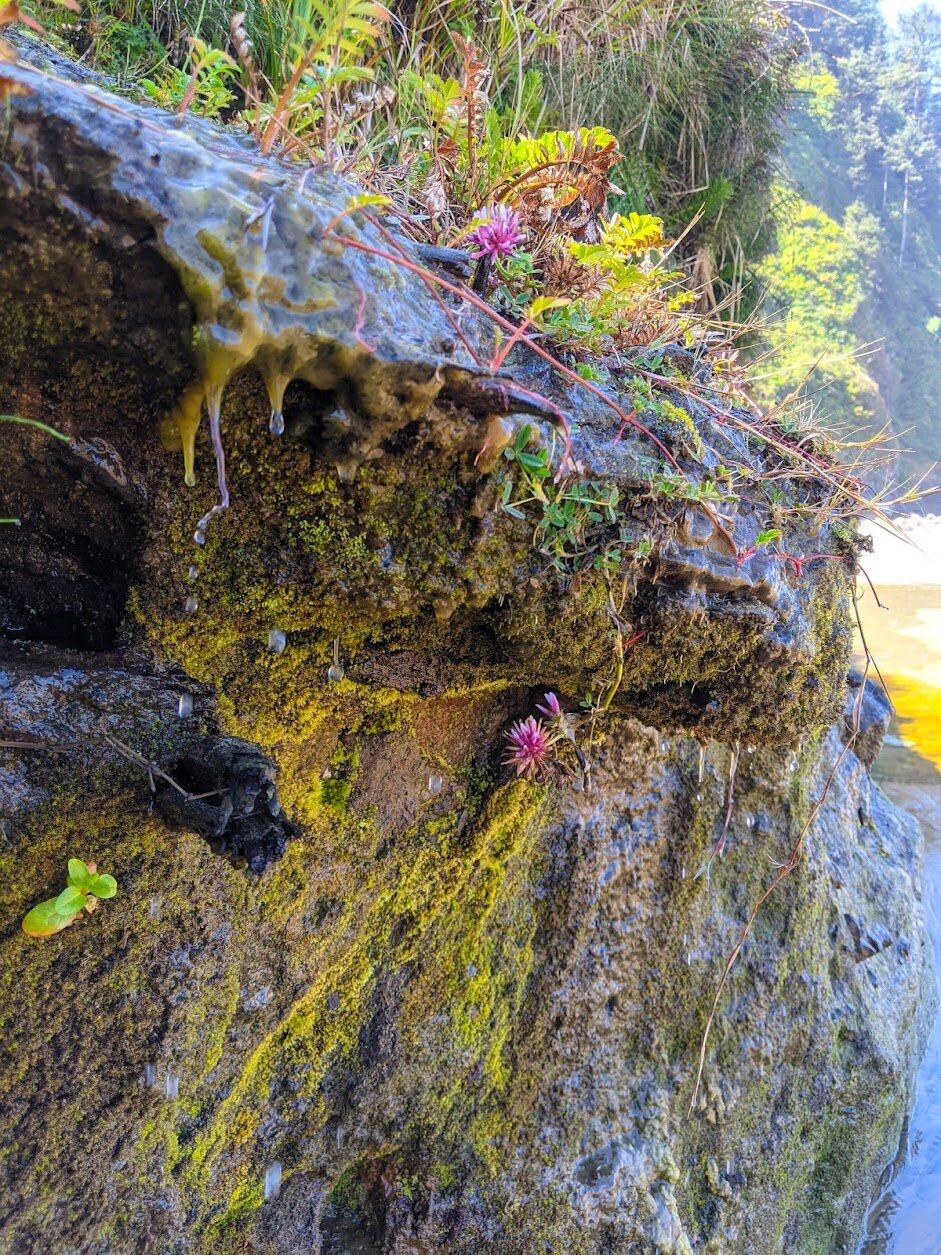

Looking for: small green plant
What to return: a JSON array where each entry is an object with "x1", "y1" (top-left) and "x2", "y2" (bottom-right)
[
  {"x1": 141, "y1": 38, "x2": 237, "y2": 118},
  {"x1": 22, "y1": 859, "x2": 118, "y2": 938},
  {"x1": 1, "y1": 413, "x2": 69, "y2": 525}
]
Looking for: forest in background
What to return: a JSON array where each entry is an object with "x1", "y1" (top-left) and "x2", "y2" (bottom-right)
[{"x1": 759, "y1": 0, "x2": 941, "y2": 495}]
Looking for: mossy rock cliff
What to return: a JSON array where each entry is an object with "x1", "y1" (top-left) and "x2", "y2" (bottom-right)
[{"x1": 0, "y1": 50, "x2": 934, "y2": 1254}]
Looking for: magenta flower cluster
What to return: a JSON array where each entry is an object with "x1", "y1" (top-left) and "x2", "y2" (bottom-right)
[
  {"x1": 467, "y1": 204, "x2": 526, "y2": 261},
  {"x1": 503, "y1": 692, "x2": 564, "y2": 779}
]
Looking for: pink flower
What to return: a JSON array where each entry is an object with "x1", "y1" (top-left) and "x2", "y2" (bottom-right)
[
  {"x1": 467, "y1": 204, "x2": 526, "y2": 261},
  {"x1": 503, "y1": 716, "x2": 554, "y2": 778},
  {"x1": 535, "y1": 692, "x2": 561, "y2": 720}
]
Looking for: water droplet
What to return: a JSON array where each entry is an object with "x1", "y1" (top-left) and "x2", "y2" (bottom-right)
[
  {"x1": 661, "y1": 740, "x2": 670, "y2": 754},
  {"x1": 695, "y1": 792, "x2": 703, "y2": 803},
  {"x1": 187, "y1": 564, "x2": 198, "y2": 581},
  {"x1": 148, "y1": 897, "x2": 162, "y2": 920},
  {"x1": 744, "y1": 814, "x2": 755, "y2": 829},
  {"x1": 327, "y1": 639, "x2": 344, "y2": 682},
  {"x1": 697, "y1": 744, "x2": 705, "y2": 783},
  {"x1": 466, "y1": 963, "x2": 477, "y2": 978},
  {"x1": 267, "y1": 629, "x2": 287, "y2": 654},
  {"x1": 269, "y1": 410, "x2": 285, "y2": 436},
  {"x1": 177, "y1": 693, "x2": 193, "y2": 718},
  {"x1": 165, "y1": 1074, "x2": 179, "y2": 1100},
  {"x1": 746, "y1": 746, "x2": 755, "y2": 755},
  {"x1": 193, "y1": 528, "x2": 206, "y2": 546},
  {"x1": 686, "y1": 952, "x2": 692, "y2": 966},
  {"x1": 143, "y1": 1063, "x2": 156, "y2": 1087},
  {"x1": 264, "y1": 1161, "x2": 282, "y2": 1201},
  {"x1": 681, "y1": 867, "x2": 687, "y2": 880},
  {"x1": 326, "y1": 993, "x2": 339, "y2": 1011},
  {"x1": 184, "y1": 469, "x2": 196, "y2": 488},
  {"x1": 428, "y1": 773, "x2": 443, "y2": 795},
  {"x1": 789, "y1": 759, "x2": 799, "y2": 773},
  {"x1": 433, "y1": 596, "x2": 456, "y2": 624},
  {"x1": 184, "y1": 596, "x2": 198, "y2": 615}
]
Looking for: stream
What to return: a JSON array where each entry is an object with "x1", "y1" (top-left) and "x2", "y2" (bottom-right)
[{"x1": 856, "y1": 518, "x2": 941, "y2": 1254}]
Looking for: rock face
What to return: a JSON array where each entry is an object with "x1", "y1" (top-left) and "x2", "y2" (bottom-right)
[{"x1": 0, "y1": 50, "x2": 935, "y2": 1255}]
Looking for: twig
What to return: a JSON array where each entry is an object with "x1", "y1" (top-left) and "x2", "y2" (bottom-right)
[{"x1": 0, "y1": 732, "x2": 220, "y2": 803}]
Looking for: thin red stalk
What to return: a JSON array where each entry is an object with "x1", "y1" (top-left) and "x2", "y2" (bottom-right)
[
  {"x1": 491, "y1": 316, "x2": 536, "y2": 371},
  {"x1": 326, "y1": 231, "x2": 684, "y2": 474},
  {"x1": 634, "y1": 367, "x2": 864, "y2": 494},
  {"x1": 372, "y1": 221, "x2": 483, "y2": 365},
  {"x1": 353, "y1": 285, "x2": 377, "y2": 352}
]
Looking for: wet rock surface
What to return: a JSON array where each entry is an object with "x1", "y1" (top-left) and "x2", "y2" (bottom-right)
[{"x1": 0, "y1": 51, "x2": 935, "y2": 1255}]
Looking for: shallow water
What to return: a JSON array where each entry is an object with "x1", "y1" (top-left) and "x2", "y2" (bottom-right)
[{"x1": 855, "y1": 519, "x2": 941, "y2": 1253}]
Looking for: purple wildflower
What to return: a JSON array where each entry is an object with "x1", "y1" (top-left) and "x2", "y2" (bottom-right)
[
  {"x1": 535, "y1": 691, "x2": 561, "y2": 721},
  {"x1": 503, "y1": 716, "x2": 553, "y2": 778},
  {"x1": 467, "y1": 204, "x2": 526, "y2": 261}
]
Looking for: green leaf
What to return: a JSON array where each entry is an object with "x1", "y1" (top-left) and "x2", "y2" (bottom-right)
[
  {"x1": 22, "y1": 898, "x2": 79, "y2": 938},
  {"x1": 755, "y1": 528, "x2": 781, "y2": 547},
  {"x1": 55, "y1": 886, "x2": 87, "y2": 914},
  {"x1": 67, "y1": 858, "x2": 91, "y2": 888},
  {"x1": 88, "y1": 874, "x2": 117, "y2": 900}
]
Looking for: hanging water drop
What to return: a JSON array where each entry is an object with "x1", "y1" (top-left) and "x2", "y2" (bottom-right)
[
  {"x1": 189, "y1": 386, "x2": 231, "y2": 550},
  {"x1": 428, "y1": 773, "x2": 443, "y2": 795},
  {"x1": 184, "y1": 595, "x2": 198, "y2": 615},
  {"x1": 660, "y1": 740, "x2": 670, "y2": 754},
  {"x1": 267, "y1": 629, "x2": 287, "y2": 654},
  {"x1": 697, "y1": 744, "x2": 705, "y2": 784},
  {"x1": 744, "y1": 813, "x2": 755, "y2": 829},
  {"x1": 177, "y1": 692, "x2": 194, "y2": 718},
  {"x1": 264, "y1": 1162, "x2": 282, "y2": 1201},
  {"x1": 327, "y1": 638, "x2": 345, "y2": 683},
  {"x1": 269, "y1": 410, "x2": 285, "y2": 436},
  {"x1": 187, "y1": 564, "x2": 198, "y2": 581},
  {"x1": 165, "y1": 1073, "x2": 180, "y2": 1100}
]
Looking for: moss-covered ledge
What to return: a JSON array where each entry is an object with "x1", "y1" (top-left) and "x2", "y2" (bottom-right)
[{"x1": 0, "y1": 51, "x2": 933, "y2": 1255}]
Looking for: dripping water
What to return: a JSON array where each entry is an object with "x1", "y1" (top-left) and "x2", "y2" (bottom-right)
[
  {"x1": 327, "y1": 638, "x2": 345, "y2": 683},
  {"x1": 192, "y1": 388, "x2": 230, "y2": 548}
]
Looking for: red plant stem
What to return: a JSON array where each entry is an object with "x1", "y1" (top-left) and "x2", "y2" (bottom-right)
[
  {"x1": 353, "y1": 286, "x2": 377, "y2": 353},
  {"x1": 371, "y1": 221, "x2": 483, "y2": 366},
  {"x1": 490, "y1": 316, "x2": 536, "y2": 371},
  {"x1": 633, "y1": 366, "x2": 864, "y2": 495},
  {"x1": 326, "y1": 230, "x2": 684, "y2": 474},
  {"x1": 612, "y1": 410, "x2": 637, "y2": 445}
]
